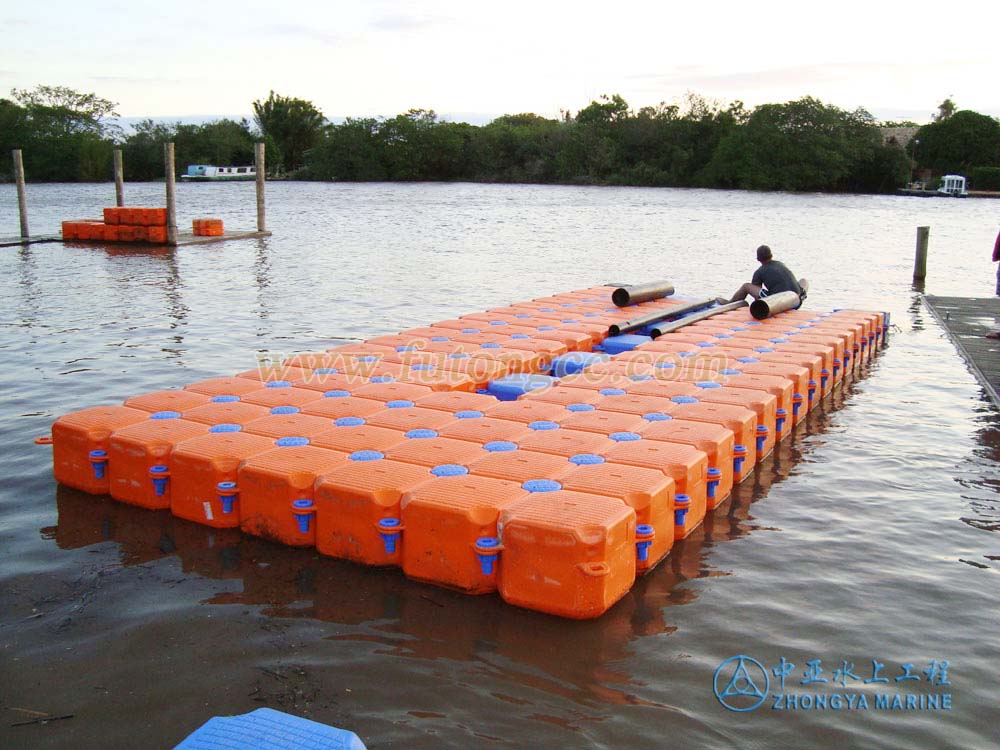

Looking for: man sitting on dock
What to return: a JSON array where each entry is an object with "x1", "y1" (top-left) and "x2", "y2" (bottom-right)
[{"x1": 722, "y1": 245, "x2": 809, "y2": 306}]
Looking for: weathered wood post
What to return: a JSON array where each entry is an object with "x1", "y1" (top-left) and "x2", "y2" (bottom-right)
[
  {"x1": 113, "y1": 148, "x2": 125, "y2": 207},
  {"x1": 255, "y1": 142, "x2": 266, "y2": 233},
  {"x1": 164, "y1": 142, "x2": 178, "y2": 246},
  {"x1": 13, "y1": 150, "x2": 29, "y2": 239},
  {"x1": 913, "y1": 226, "x2": 930, "y2": 282}
]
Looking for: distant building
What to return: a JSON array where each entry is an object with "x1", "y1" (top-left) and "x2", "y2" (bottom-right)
[{"x1": 881, "y1": 126, "x2": 919, "y2": 148}]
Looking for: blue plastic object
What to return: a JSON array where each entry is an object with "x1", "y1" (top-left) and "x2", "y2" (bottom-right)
[
  {"x1": 313, "y1": 367, "x2": 340, "y2": 375},
  {"x1": 737, "y1": 356, "x2": 760, "y2": 363},
  {"x1": 601, "y1": 334, "x2": 653, "y2": 355},
  {"x1": 719, "y1": 368, "x2": 741, "y2": 375},
  {"x1": 610, "y1": 431, "x2": 641, "y2": 442},
  {"x1": 174, "y1": 707, "x2": 367, "y2": 750},
  {"x1": 410, "y1": 364, "x2": 435, "y2": 371},
  {"x1": 395, "y1": 345, "x2": 417, "y2": 352},
  {"x1": 377, "y1": 518, "x2": 402, "y2": 555},
  {"x1": 265, "y1": 381, "x2": 292, "y2": 389},
  {"x1": 431, "y1": 464, "x2": 469, "y2": 477},
  {"x1": 210, "y1": 423, "x2": 242, "y2": 433},
  {"x1": 487, "y1": 374, "x2": 559, "y2": 401},
  {"x1": 292, "y1": 499, "x2": 315, "y2": 533},
  {"x1": 707, "y1": 468, "x2": 721, "y2": 500},
  {"x1": 369, "y1": 375, "x2": 395, "y2": 383},
  {"x1": 756, "y1": 425, "x2": 768, "y2": 453},
  {"x1": 696, "y1": 381, "x2": 722, "y2": 389},
  {"x1": 549, "y1": 352, "x2": 610, "y2": 377},
  {"x1": 448, "y1": 352, "x2": 471, "y2": 360},
  {"x1": 89, "y1": 449, "x2": 108, "y2": 479},
  {"x1": 455, "y1": 410, "x2": 484, "y2": 419},
  {"x1": 821, "y1": 369, "x2": 830, "y2": 390},
  {"x1": 522, "y1": 479, "x2": 562, "y2": 493},
  {"x1": 323, "y1": 390, "x2": 352, "y2": 399},
  {"x1": 734, "y1": 445, "x2": 747, "y2": 473},
  {"x1": 484, "y1": 440, "x2": 518, "y2": 452},
  {"x1": 674, "y1": 494, "x2": 691, "y2": 527},
  {"x1": 430, "y1": 335, "x2": 451, "y2": 342},
  {"x1": 671, "y1": 395, "x2": 698, "y2": 404},
  {"x1": 569, "y1": 453, "x2": 605, "y2": 465},
  {"x1": 334, "y1": 417, "x2": 366, "y2": 427},
  {"x1": 275, "y1": 437, "x2": 309, "y2": 447},
  {"x1": 808, "y1": 380, "x2": 818, "y2": 402},
  {"x1": 642, "y1": 412, "x2": 671, "y2": 422},
  {"x1": 776, "y1": 408, "x2": 787, "y2": 434},
  {"x1": 270, "y1": 406, "x2": 299, "y2": 415},
  {"x1": 350, "y1": 450, "x2": 384, "y2": 462},
  {"x1": 629, "y1": 374, "x2": 653, "y2": 382},
  {"x1": 635, "y1": 524, "x2": 654, "y2": 562},
  {"x1": 566, "y1": 403, "x2": 596, "y2": 412},
  {"x1": 475, "y1": 536, "x2": 501, "y2": 575},
  {"x1": 150, "y1": 465, "x2": 170, "y2": 496},
  {"x1": 405, "y1": 429, "x2": 438, "y2": 439},
  {"x1": 386, "y1": 399, "x2": 414, "y2": 409},
  {"x1": 217, "y1": 481, "x2": 238, "y2": 514},
  {"x1": 151, "y1": 411, "x2": 181, "y2": 420},
  {"x1": 599, "y1": 387, "x2": 627, "y2": 397},
  {"x1": 518, "y1": 418, "x2": 559, "y2": 433},
  {"x1": 695, "y1": 342, "x2": 716, "y2": 348},
  {"x1": 211, "y1": 395, "x2": 240, "y2": 403}
]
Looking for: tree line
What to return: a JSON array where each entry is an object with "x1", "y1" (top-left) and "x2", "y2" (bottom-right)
[{"x1": 3, "y1": 86, "x2": 999, "y2": 193}]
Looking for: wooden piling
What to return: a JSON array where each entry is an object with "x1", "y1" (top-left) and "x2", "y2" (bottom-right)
[
  {"x1": 13, "y1": 150, "x2": 29, "y2": 238},
  {"x1": 255, "y1": 142, "x2": 266, "y2": 232},
  {"x1": 113, "y1": 149, "x2": 125, "y2": 207},
  {"x1": 164, "y1": 142, "x2": 177, "y2": 246},
  {"x1": 913, "y1": 226, "x2": 929, "y2": 281}
]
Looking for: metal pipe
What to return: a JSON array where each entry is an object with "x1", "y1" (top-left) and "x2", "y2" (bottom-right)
[
  {"x1": 612, "y1": 280, "x2": 676, "y2": 307},
  {"x1": 913, "y1": 226, "x2": 929, "y2": 281},
  {"x1": 749, "y1": 291, "x2": 802, "y2": 320},
  {"x1": 608, "y1": 297, "x2": 715, "y2": 336},
  {"x1": 650, "y1": 300, "x2": 748, "y2": 338}
]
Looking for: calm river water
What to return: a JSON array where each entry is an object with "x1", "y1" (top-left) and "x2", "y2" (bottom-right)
[{"x1": 1, "y1": 182, "x2": 998, "y2": 749}]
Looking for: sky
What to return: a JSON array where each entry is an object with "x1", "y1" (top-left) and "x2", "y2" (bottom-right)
[{"x1": 3, "y1": 0, "x2": 998, "y2": 125}]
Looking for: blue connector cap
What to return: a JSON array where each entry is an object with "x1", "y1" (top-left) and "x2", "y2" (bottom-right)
[
  {"x1": 808, "y1": 380, "x2": 817, "y2": 402},
  {"x1": 566, "y1": 403, "x2": 596, "y2": 412},
  {"x1": 522, "y1": 479, "x2": 562, "y2": 492},
  {"x1": 776, "y1": 408, "x2": 787, "y2": 434},
  {"x1": 270, "y1": 406, "x2": 299, "y2": 415},
  {"x1": 211, "y1": 394, "x2": 240, "y2": 403},
  {"x1": 265, "y1": 380, "x2": 292, "y2": 389},
  {"x1": 756, "y1": 425, "x2": 768, "y2": 452},
  {"x1": 734, "y1": 445, "x2": 747, "y2": 473},
  {"x1": 707, "y1": 467, "x2": 722, "y2": 499},
  {"x1": 292, "y1": 499, "x2": 315, "y2": 533},
  {"x1": 217, "y1": 481, "x2": 237, "y2": 514},
  {"x1": 484, "y1": 440, "x2": 518, "y2": 453},
  {"x1": 674, "y1": 494, "x2": 691, "y2": 527},
  {"x1": 149, "y1": 465, "x2": 170, "y2": 496},
  {"x1": 88, "y1": 449, "x2": 108, "y2": 479},
  {"x1": 643, "y1": 412, "x2": 671, "y2": 422},
  {"x1": 455, "y1": 410, "x2": 484, "y2": 419},
  {"x1": 636, "y1": 524, "x2": 655, "y2": 562},
  {"x1": 569, "y1": 453, "x2": 605, "y2": 465},
  {"x1": 377, "y1": 517, "x2": 402, "y2": 555},
  {"x1": 475, "y1": 536, "x2": 501, "y2": 575}
]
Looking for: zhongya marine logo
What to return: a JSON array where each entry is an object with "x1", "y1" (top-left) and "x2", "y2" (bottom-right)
[{"x1": 713, "y1": 655, "x2": 770, "y2": 712}]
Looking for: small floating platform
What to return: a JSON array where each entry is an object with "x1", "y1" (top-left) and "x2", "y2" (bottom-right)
[
  {"x1": 924, "y1": 295, "x2": 1000, "y2": 408},
  {"x1": 46, "y1": 287, "x2": 887, "y2": 619}
]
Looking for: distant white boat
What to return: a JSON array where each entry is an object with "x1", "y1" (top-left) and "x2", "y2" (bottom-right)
[
  {"x1": 181, "y1": 165, "x2": 256, "y2": 182},
  {"x1": 937, "y1": 174, "x2": 968, "y2": 197}
]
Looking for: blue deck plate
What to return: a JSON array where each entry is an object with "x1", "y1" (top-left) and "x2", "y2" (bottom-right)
[{"x1": 175, "y1": 707, "x2": 366, "y2": 750}]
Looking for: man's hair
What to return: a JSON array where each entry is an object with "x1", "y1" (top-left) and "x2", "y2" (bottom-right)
[{"x1": 756, "y1": 245, "x2": 772, "y2": 263}]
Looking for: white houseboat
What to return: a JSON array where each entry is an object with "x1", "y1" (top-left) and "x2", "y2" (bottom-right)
[{"x1": 181, "y1": 165, "x2": 257, "y2": 182}]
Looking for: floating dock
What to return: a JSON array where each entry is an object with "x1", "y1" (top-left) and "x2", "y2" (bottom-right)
[
  {"x1": 924, "y1": 295, "x2": 1000, "y2": 408},
  {"x1": 46, "y1": 287, "x2": 887, "y2": 619}
]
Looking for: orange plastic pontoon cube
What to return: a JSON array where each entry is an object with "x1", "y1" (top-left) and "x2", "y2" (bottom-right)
[
  {"x1": 240, "y1": 384, "x2": 325, "y2": 410},
  {"x1": 665, "y1": 400, "x2": 758, "y2": 482},
  {"x1": 558, "y1": 408, "x2": 647, "y2": 436},
  {"x1": 51, "y1": 405, "x2": 150, "y2": 494},
  {"x1": 238, "y1": 441, "x2": 347, "y2": 546},
  {"x1": 437, "y1": 356, "x2": 512, "y2": 390},
  {"x1": 351, "y1": 381, "x2": 435, "y2": 403},
  {"x1": 124, "y1": 389, "x2": 211, "y2": 414},
  {"x1": 497, "y1": 490, "x2": 637, "y2": 619},
  {"x1": 558, "y1": 457, "x2": 675, "y2": 572},
  {"x1": 314, "y1": 454, "x2": 434, "y2": 566},
  {"x1": 435, "y1": 416, "x2": 530, "y2": 446},
  {"x1": 514, "y1": 427, "x2": 616, "y2": 458},
  {"x1": 695, "y1": 385, "x2": 777, "y2": 459},
  {"x1": 484, "y1": 399, "x2": 568, "y2": 425},
  {"x1": 640, "y1": 419, "x2": 735, "y2": 509},
  {"x1": 310, "y1": 423, "x2": 409, "y2": 454},
  {"x1": 521, "y1": 385, "x2": 603, "y2": 408},
  {"x1": 470, "y1": 348, "x2": 551, "y2": 375},
  {"x1": 384, "y1": 434, "x2": 487, "y2": 468},
  {"x1": 467, "y1": 449, "x2": 572, "y2": 484},
  {"x1": 300, "y1": 394, "x2": 387, "y2": 421},
  {"x1": 235, "y1": 365, "x2": 313, "y2": 385},
  {"x1": 180, "y1": 400, "x2": 270, "y2": 427},
  {"x1": 605, "y1": 439, "x2": 707, "y2": 540},
  {"x1": 107, "y1": 415, "x2": 209, "y2": 509},
  {"x1": 184, "y1": 377, "x2": 271, "y2": 398},
  {"x1": 413, "y1": 390, "x2": 499, "y2": 414},
  {"x1": 169, "y1": 427, "x2": 275, "y2": 527},
  {"x1": 400, "y1": 470, "x2": 525, "y2": 594},
  {"x1": 364, "y1": 405, "x2": 459, "y2": 433}
]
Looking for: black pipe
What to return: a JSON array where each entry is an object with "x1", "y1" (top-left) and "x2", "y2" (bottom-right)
[
  {"x1": 611, "y1": 280, "x2": 676, "y2": 307},
  {"x1": 607, "y1": 297, "x2": 715, "y2": 336},
  {"x1": 650, "y1": 300, "x2": 748, "y2": 338}
]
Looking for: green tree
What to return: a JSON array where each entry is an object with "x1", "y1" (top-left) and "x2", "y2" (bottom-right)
[
  {"x1": 910, "y1": 110, "x2": 1000, "y2": 174},
  {"x1": 252, "y1": 91, "x2": 326, "y2": 174},
  {"x1": 933, "y1": 98, "x2": 956, "y2": 122}
]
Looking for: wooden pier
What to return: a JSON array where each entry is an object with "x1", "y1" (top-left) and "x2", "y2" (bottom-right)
[{"x1": 924, "y1": 295, "x2": 1000, "y2": 408}]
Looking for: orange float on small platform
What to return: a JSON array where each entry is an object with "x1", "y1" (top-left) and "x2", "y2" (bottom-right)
[
  {"x1": 51, "y1": 405, "x2": 150, "y2": 495},
  {"x1": 497, "y1": 489, "x2": 637, "y2": 619}
]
